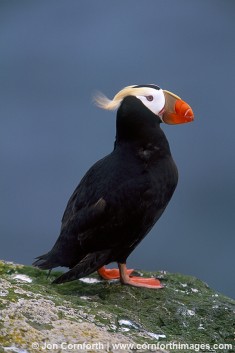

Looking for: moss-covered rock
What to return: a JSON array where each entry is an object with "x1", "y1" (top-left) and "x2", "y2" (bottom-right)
[{"x1": 0, "y1": 260, "x2": 234, "y2": 353}]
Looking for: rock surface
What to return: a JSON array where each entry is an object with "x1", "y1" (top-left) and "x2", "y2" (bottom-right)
[{"x1": 0, "y1": 260, "x2": 234, "y2": 353}]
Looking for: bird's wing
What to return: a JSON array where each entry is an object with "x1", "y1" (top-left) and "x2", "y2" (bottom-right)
[{"x1": 59, "y1": 171, "x2": 162, "y2": 252}]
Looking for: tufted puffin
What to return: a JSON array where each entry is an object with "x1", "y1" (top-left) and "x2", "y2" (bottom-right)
[{"x1": 33, "y1": 84, "x2": 194, "y2": 288}]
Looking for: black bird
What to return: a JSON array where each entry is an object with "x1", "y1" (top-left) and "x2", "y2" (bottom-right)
[{"x1": 33, "y1": 84, "x2": 194, "y2": 288}]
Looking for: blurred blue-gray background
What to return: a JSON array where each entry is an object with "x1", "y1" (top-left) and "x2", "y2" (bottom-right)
[{"x1": 1, "y1": 0, "x2": 234, "y2": 298}]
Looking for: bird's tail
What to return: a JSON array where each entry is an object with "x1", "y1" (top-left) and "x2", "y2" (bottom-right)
[
  {"x1": 32, "y1": 252, "x2": 60, "y2": 270},
  {"x1": 52, "y1": 250, "x2": 111, "y2": 284}
]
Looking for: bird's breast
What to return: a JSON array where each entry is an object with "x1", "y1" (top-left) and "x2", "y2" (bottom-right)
[
  {"x1": 143, "y1": 155, "x2": 178, "y2": 208},
  {"x1": 137, "y1": 144, "x2": 161, "y2": 162}
]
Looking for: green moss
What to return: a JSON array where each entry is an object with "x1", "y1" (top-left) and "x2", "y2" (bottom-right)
[
  {"x1": 1, "y1": 260, "x2": 234, "y2": 352},
  {"x1": 36, "y1": 270, "x2": 233, "y2": 346}
]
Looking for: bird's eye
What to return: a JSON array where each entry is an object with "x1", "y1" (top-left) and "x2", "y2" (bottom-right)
[{"x1": 146, "y1": 95, "x2": 153, "y2": 101}]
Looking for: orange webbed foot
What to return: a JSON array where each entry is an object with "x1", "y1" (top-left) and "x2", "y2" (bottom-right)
[
  {"x1": 118, "y1": 263, "x2": 163, "y2": 289},
  {"x1": 97, "y1": 266, "x2": 134, "y2": 280}
]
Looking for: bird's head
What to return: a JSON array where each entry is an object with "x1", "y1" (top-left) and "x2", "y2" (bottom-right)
[{"x1": 95, "y1": 84, "x2": 194, "y2": 124}]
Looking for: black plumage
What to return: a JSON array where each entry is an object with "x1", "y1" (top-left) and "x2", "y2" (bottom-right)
[{"x1": 33, "y1": 88, "x2": 191, "y2": 287}]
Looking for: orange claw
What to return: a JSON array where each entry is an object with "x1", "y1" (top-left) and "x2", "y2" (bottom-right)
[
  {"x1": 118, "y1": 263, "x2": 163, "y2": 289},
  {"x1": 98, "y1": 266, "x2": 134, "y2": 280}
]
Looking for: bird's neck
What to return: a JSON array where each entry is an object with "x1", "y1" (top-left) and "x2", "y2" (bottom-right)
[
  {"x1": 114, "y1": 98, "x2": 172, "y2": 156},
  {"x1": 115, "y1": 125, "x2": 171, "y2": 157}
]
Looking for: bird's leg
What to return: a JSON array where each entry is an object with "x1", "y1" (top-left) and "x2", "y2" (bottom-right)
[
  {"x1": 118, "y1": 263, "x2": 163, "y2": 289},
  {"x1": 46, "y1": 269, "x2": 52, "y2": 279},
  {"x1": 97, "y1": 265, "x2": 134, "y2": 280}
]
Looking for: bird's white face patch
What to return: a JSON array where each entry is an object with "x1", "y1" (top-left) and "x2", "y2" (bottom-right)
[{"x1": 135, "y1": 87, "x2": 165, "y2": 117}]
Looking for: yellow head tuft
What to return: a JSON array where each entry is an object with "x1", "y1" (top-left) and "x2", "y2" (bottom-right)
[{"x1": 94, "y1": 85, "x2": 155, "y2": 111}]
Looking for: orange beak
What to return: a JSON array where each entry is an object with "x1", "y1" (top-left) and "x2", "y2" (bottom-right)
[{"x1": 162, "y1": 90, "x2": 194, "y2": 124}]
